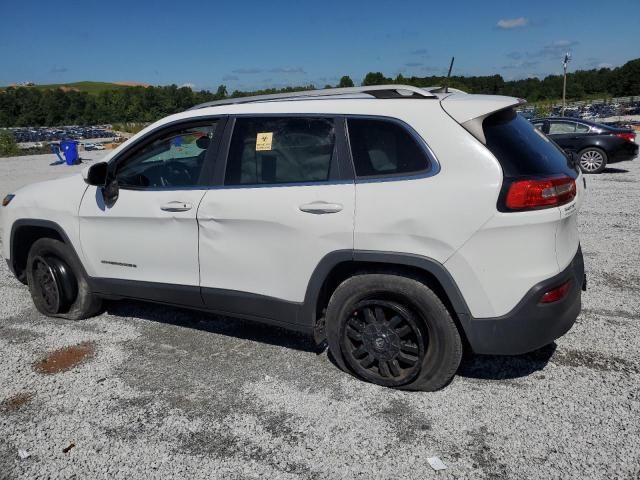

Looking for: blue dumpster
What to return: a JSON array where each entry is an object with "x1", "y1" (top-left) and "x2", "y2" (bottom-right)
[{"x1": 60, "y1": 139, "x2": 79, "y2": 165}]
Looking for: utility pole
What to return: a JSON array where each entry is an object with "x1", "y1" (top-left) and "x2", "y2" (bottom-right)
[{"x1": 562, "y1": 52, "x2": 571, "y2": 116}]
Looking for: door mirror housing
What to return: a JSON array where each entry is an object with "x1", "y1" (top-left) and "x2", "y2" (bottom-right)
[{"x1": 84, "y1": 162, "x2": 109, "y2": 186}]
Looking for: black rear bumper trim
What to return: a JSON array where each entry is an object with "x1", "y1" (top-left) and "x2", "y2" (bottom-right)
[{"x1": 465, "y1": 246, "x2": 584, "y2": 355}]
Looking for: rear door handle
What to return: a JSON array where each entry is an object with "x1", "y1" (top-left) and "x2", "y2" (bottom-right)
[
  {"x1": 160, "y1": 201, "x2": 192, "y2": 212},
  {"x1": 299, "y1": 201, "x2": 343, "y2": 214}
]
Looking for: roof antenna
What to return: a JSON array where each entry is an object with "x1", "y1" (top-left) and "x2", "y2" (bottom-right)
[{"x1": 444, "y1": 56, "x2": 455, "y2": 93}]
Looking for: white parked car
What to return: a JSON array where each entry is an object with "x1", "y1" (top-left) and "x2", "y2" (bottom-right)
[{"x1": 1, "y1": 86, "x2": 586, "y2": 390}]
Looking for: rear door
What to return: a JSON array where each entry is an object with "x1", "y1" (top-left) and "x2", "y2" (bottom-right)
[
  {"x1": 547, "y1": 120, "x2": 579, "y2": 150},
  {"x1": 197, "y1": 116, "x2": 354, "y2": 325}
]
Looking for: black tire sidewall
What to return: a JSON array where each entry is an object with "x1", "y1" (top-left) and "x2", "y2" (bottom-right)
[
  {"x1": 26, "y1": 238, "x2": 101, "y2": 320},
  {"x1": 326, "y1": 274, "x2": 462, "y2": 391}
]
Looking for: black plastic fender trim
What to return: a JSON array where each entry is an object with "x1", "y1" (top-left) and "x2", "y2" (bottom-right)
[
  {"x1": 301, "y1": 249, "x2": 473, "y2": 330},
  {"x1": 9, "y1": 219, "x2": 91, "y2": 284}
]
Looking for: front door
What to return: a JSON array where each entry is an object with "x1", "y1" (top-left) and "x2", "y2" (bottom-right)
[
  {"x1": 79, "y1": 119, "x2": 223, "y2": 303},
  {"x1": 197, "y1": 116, "x2": 355, "y2": 325}
]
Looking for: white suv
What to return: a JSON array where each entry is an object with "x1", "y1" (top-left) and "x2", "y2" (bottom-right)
[{"x1": 1, "y1": 86, "x2": 586, "y2": 390}]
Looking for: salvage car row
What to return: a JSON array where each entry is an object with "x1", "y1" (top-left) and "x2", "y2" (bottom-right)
[{"x1": 532, "y1": 117, "x2": 637, "y2": 174}]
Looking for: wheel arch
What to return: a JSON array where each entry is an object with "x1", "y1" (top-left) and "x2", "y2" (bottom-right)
[
  {"x1": 578, "y1": 144, "x2": 608, "y2": 155},
  {"x1": 9, "y1": 219, "x2": 84, "y2": 284},
  {"x1": 304, "y1": 250, "x2": 473, "y2": 342}
]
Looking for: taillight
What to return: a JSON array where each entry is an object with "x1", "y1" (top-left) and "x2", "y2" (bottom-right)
[
  {"x1": 2, "y1": 194, "x2": 15, "y2": 207},
  {"x1": 540, "y1": 280, "x2": 572, "y2": 304},
  {"x1": 615, "y1": 132, "x2": 636, "y2": 143},
  {"x1": 505, "y1": 176, "x2": 576, "y2": 211}
]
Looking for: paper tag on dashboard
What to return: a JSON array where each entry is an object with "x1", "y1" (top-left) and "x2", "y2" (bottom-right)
[{"x1": 256, "y1": 132, "x2": 273, "y2": 151}]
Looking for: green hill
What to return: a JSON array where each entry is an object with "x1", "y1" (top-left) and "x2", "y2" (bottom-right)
[{"x1": 2, "y1": 81, "x2": 149, "y2": 95}]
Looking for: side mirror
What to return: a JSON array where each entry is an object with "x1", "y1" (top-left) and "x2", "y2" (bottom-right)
[{"x1": 84, "y1": 162, "x2": 108, "y2": 186}]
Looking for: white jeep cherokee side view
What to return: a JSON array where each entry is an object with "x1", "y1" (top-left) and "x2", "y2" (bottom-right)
[{"x1": 1, "y1": 86, "x2": 586, "y2": 391}]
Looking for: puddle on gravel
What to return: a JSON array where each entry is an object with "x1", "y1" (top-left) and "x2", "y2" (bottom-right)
[
  {"x1": 553, "y1": 349, "x2": 639, "y2": 374},
  {"x1": 601, "y1": 272, "x2": 640, "y2": 292},
  {"x1": 0, "y1": 392, "x2": 34, "y2": 412},
  {"x1": 581, "y1": 307, "x2": 638, "y2": 321},
  {"x1": 33, "y1": 342, "x2": 96, "y2": 374}
]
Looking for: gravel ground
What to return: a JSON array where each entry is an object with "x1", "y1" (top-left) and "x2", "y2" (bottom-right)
[{"x1": 0, "y1": 151, "x2": 639, "y2": 479}]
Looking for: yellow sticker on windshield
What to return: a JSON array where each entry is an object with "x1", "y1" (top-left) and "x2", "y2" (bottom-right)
[{"x1": 256, "y1": 132, "x2": 273, "y2": 151}]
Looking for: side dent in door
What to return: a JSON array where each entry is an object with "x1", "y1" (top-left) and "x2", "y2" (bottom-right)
[{"x1": 197, "y1": 183, "x2": 355, "y2": 304}]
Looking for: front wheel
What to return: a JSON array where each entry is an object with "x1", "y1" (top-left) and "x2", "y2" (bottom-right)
[
  {"x1": 578, "y1": 147, "x2": 607, "y2": 174},
  {"x1": 325, "y1": 274, "x2": 463, "y2": 391},
  {"x1": 26, "y1": 238, "x2": 102, "y2": 320}
]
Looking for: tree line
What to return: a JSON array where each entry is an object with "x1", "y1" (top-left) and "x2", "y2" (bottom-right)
[{"x1": 1, "y1": 58, "x2": 638, "y2": 128}]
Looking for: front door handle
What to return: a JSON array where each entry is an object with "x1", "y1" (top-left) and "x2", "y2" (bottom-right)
[
  {"x1": 160, "y1": 201, "x2": 192, "y2": 212},
  {"x1": 299, "y1": 201, "x2": 343, "y2": 214}
]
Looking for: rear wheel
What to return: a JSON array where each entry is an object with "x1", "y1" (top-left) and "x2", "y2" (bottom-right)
[
  {"x1": 326, "y1": 274, "x2": 463, "y2": 391},
  {"x1": 578, "y1": 147, "x2": 607, "y2": 174},
  {"x1": 26, "y1": 238, "x2": 102, "y2": 320}
]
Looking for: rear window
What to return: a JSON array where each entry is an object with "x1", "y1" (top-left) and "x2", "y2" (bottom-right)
[
  {"x1": 225, "y1": 117, "x2": 336, "y2": 185},
  {"x1": 483, "y1": 109, "x2": 578, "y2": 178}
]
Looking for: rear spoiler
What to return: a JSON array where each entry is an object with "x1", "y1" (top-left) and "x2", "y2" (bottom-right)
[{"x1": 441, "y1": 94, "x2": 526, "y2": 144}]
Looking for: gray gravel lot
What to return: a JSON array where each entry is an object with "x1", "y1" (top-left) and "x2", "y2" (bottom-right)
[{"x1": 1, "y1": 150, "x2": 639, "y2": 479}]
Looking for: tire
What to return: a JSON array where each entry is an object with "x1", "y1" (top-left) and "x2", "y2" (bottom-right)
[
  {"x1": 325, "y1": 274, "x2": 462, "y2": 391},
  {"x1": 26, "y1": 238, "x2": 102, "y2": 320},
  {"x1": 578, "y1": 147, "x2": 607, "y2": 174}
]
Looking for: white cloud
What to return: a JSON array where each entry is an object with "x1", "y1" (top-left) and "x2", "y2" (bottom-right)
[
  {"x1": 502, "y1": 60, "x2": 540, "y2": 70},
  {"x1": 269, "y1": 67, "x2": 306, "y2": 74},
  {"x1": 534, "y1": 40, "x2": 579, "y2": 58},
  {"x1": 497, "y1": 17, "x2": 529, "y2": 29},
  {"x1": 547, "y1": 40, "x2": 574, "y2": 48},
  {"x1": 232, "y1": 68, "x2": 263, "y2": 74},
  {"x1": 179, "y1": 83, "x2": 195, "y2": 89}
]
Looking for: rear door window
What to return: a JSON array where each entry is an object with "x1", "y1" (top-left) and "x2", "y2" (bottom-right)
[
  {"x1": 548, "y1": 121, "x2": 576, "y2": 134},
  {"x1": 483, "y1": 109, "x2": 578, "y2": 178},
  {"x1": 347, "y1": 118, "x2": 430, "y2": 178},
  {"x1": 224, "y1": 117, "x2": 336, "y2": 185}
]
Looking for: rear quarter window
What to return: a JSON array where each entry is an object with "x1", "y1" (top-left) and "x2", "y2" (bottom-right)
[
  {"x1": 347, "y1": 118, "x2": 431, "y2": 178},
  {"x1": 483, "y1": 109, "x2": 578, "y2": 179}
]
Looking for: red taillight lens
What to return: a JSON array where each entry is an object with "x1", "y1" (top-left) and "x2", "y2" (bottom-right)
[
  {"x1": 505, "y1": 176, "x2": 576, "y2": 211},
  {"x1": 2, "y1": 194, "x2": 15, "y2": 207},
  {"x1": 540, "y1": 280, "x2": 572, "y2": 304},
  {"x1": 615, "y1": 132, "x2": 635, "y2": 143}
]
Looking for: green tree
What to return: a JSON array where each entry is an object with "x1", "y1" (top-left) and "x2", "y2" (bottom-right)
[
  {"x1": 338, "y1": 75, "x2": 354, "y2": 88},
  {"x1": 0, "y1": 58, "x2": 638, "y2": 127},
  {"x1": 215, "y1": 85, "x2": 228, "y2": 98},
  {"x1": 362, "y1": 72, "x2": 389, "y2": 86},
  {"x1": 0, "y1": 130, "x2": 19, "y2": 156}
]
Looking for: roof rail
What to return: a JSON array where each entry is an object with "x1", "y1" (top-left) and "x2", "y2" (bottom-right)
[
  {"x1": 187, "y1": 85, "x2": 436, "y2": 110},
  {"x1": 424, "y1": 86, "x2": 468, "y2": 94}
]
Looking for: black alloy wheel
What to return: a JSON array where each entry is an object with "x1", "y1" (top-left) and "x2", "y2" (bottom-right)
[{"x1": 341, "y1": 299, "x2": 425, "y2": 386}]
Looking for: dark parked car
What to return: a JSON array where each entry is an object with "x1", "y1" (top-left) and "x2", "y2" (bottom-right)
[{"x1": 531, "y1": 118, "x2": 638, "y2": 173}]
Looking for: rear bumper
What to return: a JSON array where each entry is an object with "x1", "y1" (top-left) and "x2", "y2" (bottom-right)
[
  {"x1": 610, "y1": 142, "x2": 639, "y2": 162},
  {"x1": 465, "y1": 246, "x2": 584, "y2": 355}
]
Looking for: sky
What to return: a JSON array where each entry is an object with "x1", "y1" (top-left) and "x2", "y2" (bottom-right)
[{"x1": 1, "y1": 0, "x2": 638, "y2": 91}]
